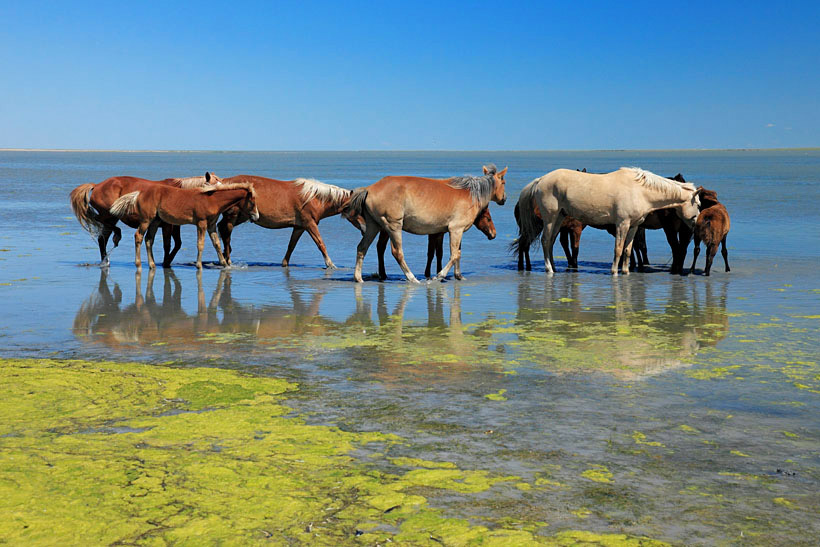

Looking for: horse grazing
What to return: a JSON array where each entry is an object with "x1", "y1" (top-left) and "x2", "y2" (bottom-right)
[
  {"x1": 69, "y1": 173, "x2": 221, "y2": 266},
  {"x1": 690, "y1": 188, "x2": 730, "y2": 276},
  {"x1": 216, "y1": 176, "x2": 351, "y2": 268},
  {"x1": 370, "y1": 206, "x2": 497, "y2": 280},
  {"x1": 344, "y1": 164, "x2": 507, "y2": 283},
  {"x1": 109, "y1": 182, "x2": 259, "y2": 270},
  {"x1": 516, "y1": 167, "x2": 701, "y2": 275}
]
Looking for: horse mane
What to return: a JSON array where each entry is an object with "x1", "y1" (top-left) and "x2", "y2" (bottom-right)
[
  {"x1": 199, "y1": 181, "x2": 256, "y2": 199},
  {"x1": 623, "y1": 167, "x2": 695, "y2": 199},
  {"x1": 294, "y1": 178, "x2": 351, "y2": 206},
  {"x1": 173, "y1": 176, "x2": 211, "y2": 188},
  {"x1": 447, "y1": 164, "x2": 498, "y2": 204}
]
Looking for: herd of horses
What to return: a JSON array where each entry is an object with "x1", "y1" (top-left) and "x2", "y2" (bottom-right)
[{"x1": 70, "y1": 164, "x2": 731, "y2": 280}]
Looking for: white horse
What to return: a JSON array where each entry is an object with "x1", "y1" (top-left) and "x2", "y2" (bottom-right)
[{"x1": 517, "y1": 167, "x2": 702, "y2": 275}]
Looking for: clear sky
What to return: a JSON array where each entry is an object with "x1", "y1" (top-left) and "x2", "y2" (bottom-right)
[{"x1": 1, "y1": 1, "x2": 818, "y2": 150}]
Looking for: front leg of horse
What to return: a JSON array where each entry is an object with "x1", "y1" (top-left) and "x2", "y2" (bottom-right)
[
  {"x1": 196, "y1": 223, "x2": 206, "y2": 270},
  {"x1": 620, "y1": 225, "x2": 639, "y2": 275},
  {"x1": 354, "y1": 221, "x2": 380, "y2": 283},
  {"x1": 304, "y1": 220, "x2": 336, "y2": 269},
  {"x1": 217, "y1": 217, "x2": 234, "y2": 265},
  {"x1": 144, "y1": 220, "x2": 161, "y2": 270},
  {"x1": 376, "y1": 230, "x2": 389, "y2": 280},
  {"x1": 133, "y1": 226, "x2": 147, "y2": 269},
  {"x1": 208, "y1": 225, "x2": 228, "y2": 267},
  {"x1": 611, "y1": 222, "x2": 630, "y2": 275},
  {"x1": 436, "y1": 229, "x2": 463, "y2": 281}
]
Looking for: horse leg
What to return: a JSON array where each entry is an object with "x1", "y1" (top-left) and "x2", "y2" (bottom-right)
[
  {"x1": 424, "y1": 235, "x2": 436, "y2": 279},
  {"x1": 144, "y1": 219, "x2": 161, "y2": 270},
  {"x1": 354, "y1": 220, "x2": 381, "y2": 283},
  {"x1": 704, "y1": 244, "x2": 717, "y2": 276},
  {"x1": 303, "y1": 219, "x2": 336, "y2": 269},
  {"x1": 689, "y1": 235, "x2": 701, "y2": 275},
  {"x1": 386, "y1": 227, "x2": 419, "y2": 283},
  {"x1": 377, "y1": 230, "x2": 389, "y2": 280},
  {"x1": 282, "y1": 227, "x2": 305, "y2": 267},
  {"x1": 163, "y1": 224, "x2": 182, "y2": 267},
  {"x1": 571, "y1": 225, "x2": 582, "y2": 269},
  {"x1": 611, "y1": 222, "x2": 630, "y2": 275},
  {"x1": 721, "y1": 235, "x2": 730, "y2": 272},
  {"x1": 196, "y1": 222, "x2": 207, "y2": 269},
  {"x1": 208, "y1": 223, "x2": 228, "y2": 267},
  {"x1": 559, "y1": 228, "x2": 572, "y2": 268},
  {"x1": 661, "y1": 223, "x2": 680, "y2": 273},
  {"x1": 217, "y1": 216, "x2": 234, "y2": 265},
  {"x1": 676, "y1": 227, "x2": 693, "y2": 275},
  {"x1": 548, "y1": 217, "x2": 564, "y2": 273},
  {"x1": 437, "y1": 235, "x2": 445, "y2": 275},
  {"x1": 621, "y1": 224, "x2": 639, "y2": 275},
  {"x1": 436, "y1": 228, "x2": 464, "y2": 281},
  {"x1": 134, "y1": 221, "x2": 151, "y2": 269},
  {"x1": 540, "y1": 218, "x2": 560, "y2": 274}
]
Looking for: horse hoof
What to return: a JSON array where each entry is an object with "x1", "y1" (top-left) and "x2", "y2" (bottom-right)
[
  {"x1": 455, "y1": 274, "x2": 464, "y2": 280},
  {"x1": 325, "y1": 263, "x2": 338, "y2": 270}
]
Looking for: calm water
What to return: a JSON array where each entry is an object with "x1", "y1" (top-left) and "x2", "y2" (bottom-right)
[{"x1": 2, "y1": 150, "x2": 819, "y2": 544}]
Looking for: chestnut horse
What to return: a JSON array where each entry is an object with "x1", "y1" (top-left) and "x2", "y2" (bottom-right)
[
  {"x1": 690, "y1": 188, "x2": 730, "y2": 276},
  {"x1": 516, "y1": 168, "x2": 701, "y2": 275},
  {"x1": 70, "y1": 173, "x2": 220, "y2": 266},
  {"x1": 216, "y1": 176, "x2": 351, "y2": 268},
  {"x1": 344, "y1": 164, "x2": 507, "y2": 283},
  {"x1": 109, "y1": 182, "x2": 259, "y2": 269},
  {"x1": 372, "y1": 206, "x2": 497, "y2": 280}
]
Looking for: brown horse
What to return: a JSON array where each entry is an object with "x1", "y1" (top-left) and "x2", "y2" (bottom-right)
[
  {"x1": 70, "y1": 173, "x2": 221, "y2": 266},
  {"x1": 109, "y1": 182, "x2": 259, "y2": 269},
  {"x1": 690, "y1": 188, "x2": 730, "y2": 276},
  {"x1": 216, "y1": 176, "x2": 351, "y2": 268},
  {"x1": 372, "y1": 206, "x2": 497, "y2": 280},
  {"x1": 344, "y1": 164, "x2": 507, "y2": 283}
]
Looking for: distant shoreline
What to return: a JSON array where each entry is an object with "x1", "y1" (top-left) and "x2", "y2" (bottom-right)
[{"x1": 1, "y1": 147, "x2": 818, "y2": 153}]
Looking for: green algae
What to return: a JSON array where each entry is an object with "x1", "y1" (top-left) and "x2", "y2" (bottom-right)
[
  {"x1": 581, "y1": 466, "x2": 614, "y2": 484},
  {"x1": 485, "y1": 389, "x2": 508, "y2": 401},
  {"x1": 0, "y1": 358, "x2": 671, "y2": 546}
]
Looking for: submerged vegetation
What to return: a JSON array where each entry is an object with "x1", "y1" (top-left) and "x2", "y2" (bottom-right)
[{"x1": 1, "y1": 358, "x2": 672, "y2": 545}]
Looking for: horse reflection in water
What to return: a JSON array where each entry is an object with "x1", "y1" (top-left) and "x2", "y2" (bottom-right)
[
  {"x1": 513, "y1": 276, "x2": 729, "y2": 379},
  {"x1": 72, "y1": 269, "x2": 334, "y2": 350}
]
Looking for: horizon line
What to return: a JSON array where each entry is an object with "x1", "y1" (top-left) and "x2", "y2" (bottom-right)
[{"x1": 1, "y1": 147, "x2": 819, "y2": 153}]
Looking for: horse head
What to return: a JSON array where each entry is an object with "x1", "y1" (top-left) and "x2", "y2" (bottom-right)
[
  {"x1": 697, "y1": 187, "x2": 720, "y2": 209},
  {"x1": 236, "y1": 186, "x2": 260, "y2": 222},
  {"x1": 483, "y1": 164, "x2": 507, "y2": 205},
  {"x1": 475, "y1": 207, "x2": 496, "y2": 240},
  {"x1": 676, "y1": 187, "x2": 702, "y2": 228}
]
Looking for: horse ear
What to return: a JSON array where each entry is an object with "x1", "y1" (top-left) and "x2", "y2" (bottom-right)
[
  {"x1": 483, "y1": 166, "x2": 489, "y2": 175},
  {"x1": 205, "y1": 172, "x2": 212, "y2": 182},
  {"x1": 582, "y1": 168, "x2": 587, "y2": 172},
  {"x1": 674, "y1": 173, "x2": 685, "y2": 182},
  {"x1": 498, "y1": 166, "x2": 508, "y2": 178}
]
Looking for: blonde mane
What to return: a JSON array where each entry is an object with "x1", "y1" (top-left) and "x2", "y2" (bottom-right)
[
  {"x1": 294, "y1": 178, "x2": 351, "y2": 206},
  {"x1": 623, "y1": 167, "x2": 695, "y2": 199},
  {"x1": 199, "y1": 181, "x2": 256, "y2": 199}
]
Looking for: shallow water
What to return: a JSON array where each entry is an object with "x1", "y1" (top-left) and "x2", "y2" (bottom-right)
[{"x1": 1, "y1": 150, "x2": 819, "y2": 544}]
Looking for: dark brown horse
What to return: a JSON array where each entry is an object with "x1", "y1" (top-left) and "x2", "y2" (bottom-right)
[
  {"x1": 70, "y1": 173, "x2": 220, "y2": 266},
  {"x1": 372, "y1": 206, "x2": 497, "y2": 280},
  {"x1": 109, "y1": 182, "x2": 258, "y2": 269},
  {"x1": 690, "y1": 188, "x2": 730, "y2": 276},
  {"x1": 344, "y1": 164, "x2": 507, "y2": 283},
  {"x1": 216, "y1": 176, "x2": 351, "y2": 268}
]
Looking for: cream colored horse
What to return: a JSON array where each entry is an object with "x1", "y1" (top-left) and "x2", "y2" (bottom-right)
[{"x1": 517, "y1": 167, "x2": 701, "y2": 275}]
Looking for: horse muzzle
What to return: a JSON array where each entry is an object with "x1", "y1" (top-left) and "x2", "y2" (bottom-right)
[{"x1": 250, "y1": 211, "x2": 260, "y2": 222}]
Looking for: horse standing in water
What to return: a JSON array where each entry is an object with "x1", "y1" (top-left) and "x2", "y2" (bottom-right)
[
  {"x1": 344, "y1": 164, "x2": 507, "y2": 283},
  {"x1": 369, "y1": 206, "x2": 497, "y2": 280},
  {"x1": 516, "y1": 168, "x2": 701, "y2": 275},
  {"x1": 69, "y1": 173, "x2": 221, "y2": 266},
  {"x1": 217, "y1": 176, "x2": 351, "y2": 268},
  {"x1": 109, "y1": 183, "x2": 258, "y2": 270},
  {"x1": 690, "y1": 188, "x2": 731, "y2": 276}
]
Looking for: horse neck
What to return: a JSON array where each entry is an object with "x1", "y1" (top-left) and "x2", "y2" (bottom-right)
[
  {"x1": 206, "y1": 189, "x2": 250, "y2": 213},
  {"x1": 643, "y1": 186, "x2": 691, "y2": 210},
  {"x1": 318, "y1": 197, "x2": 347, "y2": 218}
]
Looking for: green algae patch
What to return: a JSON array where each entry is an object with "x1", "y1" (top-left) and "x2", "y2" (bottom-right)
[
  {"x1": 485, "y1": 389, "x2": 508, "y2": 401},
  {"x1": 581, "y1": 466, "x2": 614, "y2": 484},
  {"x1": 4, "y1": 358, "x2": 672, "y2": 546}
]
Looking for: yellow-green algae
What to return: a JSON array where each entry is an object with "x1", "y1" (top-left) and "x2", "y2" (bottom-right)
[{"x1": 0, "y1": 358, "x2": 667, "y2": 545}]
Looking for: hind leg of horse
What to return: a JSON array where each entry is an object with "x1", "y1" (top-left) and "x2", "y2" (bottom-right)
[
  {"x1": 721, "y1": 236, "x2": 730, "y2": 272},
  {"x1": 610, "y1": 222, "x2": 630, "y2": 275},
  {"x1": 689, "y1": 235, "x2": 701, "y2": 275},
  {"x1": 570, "y1": 226, "x2": 582, "y2": 269},
  {"x1": 303, "y1": 220, "x2": 336, "y2": 269},
  {"x1": 144, "y1": 220, "x2": 161, "y2": 270},
  {"x1": 217, "y1": 217, "x2": 234, "y2": 265},
  {"x1": 621, "y1": 225, "x2": 639, "y2": 275},
  {"x1": 540, "y1": 218, "x2": 560, "y2": 274},
  {"x1": 559, "y1": 228, "x2": 573, "y2": 269},
  {"x1": 704, "y1": 244, "x2": 718, "y2": 276},
  {"x1": 282, "y1": 227, "x2": 305, "y2": 267},
  {"x1": 354, "y1": 220, "x2": 381, "y2": 283},
  {"x1": 97, "y1": 227, "x2": 113, "y2": 262},
  {"x1": 208, "y1": 224, "x2": 228, "y2": 267},
  {"x1": 377, "y1": 230, "x2": 389, "y2": 280},
  {"x1": 164, "y1": 225, "x2": 182, "y2": 267},
  {"x1": 133, "y1": 221, "x2": 151, "y2": 269},
  {"x1": 436, "y1": 228, "x2": 464, "y2": 281},
  {"x1": 385, "y1": 228, "x2": 418, "y2": 283},
  {"x1": 425, "y1": 234, "x2": 443, "y2": 278}
]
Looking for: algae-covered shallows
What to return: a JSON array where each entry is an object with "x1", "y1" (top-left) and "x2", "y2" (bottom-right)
[{"x1": 0, "y1": 358, "x2": 667, "y2": 545}]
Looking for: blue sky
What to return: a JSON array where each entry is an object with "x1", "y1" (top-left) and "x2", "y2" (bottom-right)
[{"x1": 1, "y1": 1, "x2": 818, "y2": 150}]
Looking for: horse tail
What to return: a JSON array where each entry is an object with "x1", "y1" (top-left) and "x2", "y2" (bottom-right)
[
  {"x1": 110, "y1": 191, "x2": 140, "y2": 218},
  {"x1": 70, "y1": 183, "x2": 104, "y2": 235},
  {"x1": 509, "y1": 181, "x2": 543, "y2": 255}
]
